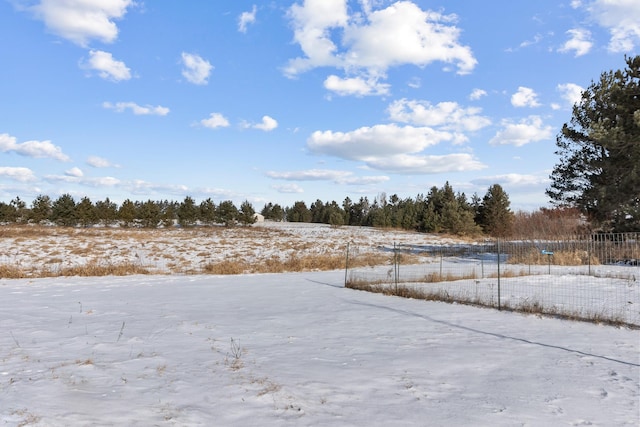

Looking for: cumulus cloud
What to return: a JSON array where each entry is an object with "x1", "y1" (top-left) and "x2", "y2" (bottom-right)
[
  {"x1": 285, "y1": 0, "x2": 476, "y2": 94},
  {"x1": 200, "y1": 113, "x2": 230, "y2": 129},
  {"x1": 557, "y1": 83, "x2": 585, "y2": 107},
  {"x1": 511, "y1": 86, "x2": 541, "y2": 108},
  {"x1": 586, "y1": 0, "x2": 640, "y2": 52},
  {"x1": 0, "y1": 166, "x2": 36, "y2": 182},
  {"x1": 308, "y1": 124, "x2": 450, "y2": 160},
  {"x1": 181, "y1": 52, "x2": 213, "y2": 85},
  {"x1": 306, "y1": 123, "x2": 485, "y2": 174},
  {"x1": 245, "y1": 116, "x2": 278, "y2": 131},
  {"x1": 82, "y1": 50, "x2": 131, "y2": 81},
  {"x1": 65, "y1": 167, "x2": 84, "y2": 177},
  {"x1": 238, "y1": 5, "x2": 257, "y2": 33},
  {"x1": 469, "y1": 88, "x2": 487, "y2": 100},
  {"x1": 324, "y1": 75, "x2": 390, "y2": 96},
  {"x1": 87, "y1": 156, "x2": 119, "y2": 168},
  {"x1": 27, "y1": 0, "x2": 134, "y2": 46},
  {"x1": 559, "y1": 28, "x2": 593, "y2": 56},
  {"x1": 489, "y1": 116, "x2": 553, "y2": 147},
  {"x1": 0, "y1": 133, "x2": 70, "y2": 162},
  {"x1": 266, "y1": 169, "x2": 389, "y2": 185},
  {"x1": 388, "y1": 99, "x2": 491, "y2": 133},
  {"x1": 363, "y1": 153, "x2": 486, "y2": 174},
  {"x1": 103, "y1": 102, "x2": 169, "y2": 116}
]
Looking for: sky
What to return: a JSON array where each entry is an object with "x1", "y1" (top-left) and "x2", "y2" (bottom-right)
[{"x1": 1, "y1": 0, "x2": 639, "y2": 211}]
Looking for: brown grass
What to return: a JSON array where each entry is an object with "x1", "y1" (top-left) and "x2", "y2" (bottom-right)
[{"x1": 508, "y1": 248, "x2": 600, "y2": 266}]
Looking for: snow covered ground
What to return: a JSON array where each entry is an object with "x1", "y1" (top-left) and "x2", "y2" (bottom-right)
[{"x1": 1, "y1": 271, "x2": 638, "y2": 426}]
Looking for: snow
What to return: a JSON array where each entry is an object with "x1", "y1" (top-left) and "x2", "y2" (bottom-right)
[{"x1": 1, "y1": 271, "x2": 638, "y2": 426}]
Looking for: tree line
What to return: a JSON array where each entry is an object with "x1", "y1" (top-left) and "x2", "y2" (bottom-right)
[{"x1": 0, "y1": 182, "x2": 515, "y2": 237}]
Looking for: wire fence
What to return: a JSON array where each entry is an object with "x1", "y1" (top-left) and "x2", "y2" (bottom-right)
[{"x1": 345, "y1": 233, "x2": 640, "y2": 327}]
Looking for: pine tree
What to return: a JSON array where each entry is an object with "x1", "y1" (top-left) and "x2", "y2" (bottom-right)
[
  {"x1": 51, "y1": 194, "x2": 78, "y2": 227},
  {"x1": 477, "y1": 184, "x2": 514, "y2": 237},
  {"x1": 30, "y1": 195, "x2": 52, "y2": 224},
  {"x1": 238, "y1": 200, "x2": 256, "y2": 225},
  {"x1": 118, "y1": 199, "x2": 137, "y2": 227},
  {"x1": 547, "y1": 55, "x2": 640, "y2": 231}
]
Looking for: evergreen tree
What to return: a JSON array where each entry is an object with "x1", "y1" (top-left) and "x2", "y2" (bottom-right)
[
  {"x1": 138, "y1": 200, "x2": 161, "y2": 228},
  {"x1": 477, "y1": 184, "x2": 514, "y2": 237},
  {"x1": 286, "y1": 201, "x2": 311, "y2": 222},
  {"x1": 160, "y1": 201, "x2": 178, "y2": 228},
  {"x1": 200, "y1": 198, "x2": 217, "y2": 226},
  {"x1": 51, "y1": 194, "x2": 78, "y2": 226},
  {"x1": 177, "y1": 196, "x2": 198, "y2": 227},
  {"x1": 547, "y1": 55, "x2": 640, "y2": 231},
  {"x1": 217, "y1": 200, "x2": 238, "y2": 226},
  {"x1": 29, "y1": 194, "x2": 52, "y2": 224},
  {"x1": 0, "y1": 201, "x2": 17, "y2": 223},
  {"x1": 118, "y1": 199, "x2": 137, "y2": 227},
  {"x1": 76, "y1": 197, "x2": 97, "y2": 227},
  {"x1": 95, "y1": 197, "x2": 118, "y2": 227},
  {"x1": 238, "y1": 200, "x2": 256, "y2": 225}
]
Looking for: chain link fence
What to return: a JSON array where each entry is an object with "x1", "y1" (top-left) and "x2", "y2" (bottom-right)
[{"x1": 346, "y1": 233, "x2": 640, "y2": 327}]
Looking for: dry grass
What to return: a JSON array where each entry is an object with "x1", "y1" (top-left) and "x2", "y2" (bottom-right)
[{"x1": 508, "y1": 248, "x2": 600, "y2": 266}]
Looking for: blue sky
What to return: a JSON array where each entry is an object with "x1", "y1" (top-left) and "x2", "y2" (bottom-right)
[{"x1": 1, "y1": 0, "x2": 639, "y2": 211}]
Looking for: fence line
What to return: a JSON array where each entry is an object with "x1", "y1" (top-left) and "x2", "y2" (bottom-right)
[{"x1": 345, "y1": 233, "x2": 640, "y2": 327}]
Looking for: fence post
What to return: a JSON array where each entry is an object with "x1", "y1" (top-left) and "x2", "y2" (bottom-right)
[
  {"x1": 394, "y1": 242, "x2": 398, "y2": 292},
  {"x1": 344, "y1": 241, "x2": 350, "y2": 287},
  {"x1": 497, "y1": 238, "x2": 501, "y2": 311}
]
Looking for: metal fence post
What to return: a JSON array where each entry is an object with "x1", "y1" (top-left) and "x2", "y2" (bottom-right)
[
  {"x1": 344, "y1": 241, "x2": 350, "y2": 287},
  {"x1": 497, "y1": 238, "x2": 501, "y2": 311}
]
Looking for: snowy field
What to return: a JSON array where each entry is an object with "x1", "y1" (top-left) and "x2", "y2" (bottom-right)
[
  {"x1": 349, "y1": 260, "x2": 640, "y2": 326},
  {"x1": 1, "y1": 223, "x2": 639, "y2": 425},
  {"x1": 1, "y1": 271, "x2": 639, "y2": 426}
]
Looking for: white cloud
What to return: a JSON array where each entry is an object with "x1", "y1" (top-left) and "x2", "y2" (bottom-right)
[
  {"x1": 471, "y1": 173, "x2": 550, "y2": 188},
  {"x1": 273, "y1": 183, "x2": 304, "y2": 194},
  {"x1": 266, "y1": 169, "x2": 389, "y2": 185},
  {"x1": 285, "y1": 0, "x2": 476, "y2": 94},
  {"x1": 45, "y1": 174, "x2": 120, "y2": 187},
  {"x1": 87, "y1": 156, "x2": 118, "y2": 168},
  {"x1": 200, "y1": 113, "x2": 230, "y2": 129},
  {"x1": 489, "y1": 116, "x2": 553, "y2": 147},
  {"x1": 181, "y1": 53, "x2": 213, "y2": 85},
  {"x1": 587, "y1": 0, "x2": 640, "y2": 52},
  {"x1": 65, "y1": 167, "x2": 84, "y2": 177},
  {"x1": 469, "y1": 88, "x2": 487, "y2": 100},
  {"x1": 557, "y1": 83, "x2": 585, "y2": 107},
  {"x1": 248, "y1": 116, "x2": 278, "y2": 131},
  {"x1": 103, "y1": 102, "x2": 169, "y2": 116},
  {"x1": 324, "y1": 75, "x2": 390, "y2": 96},
  {"x1": 28, "y1": 0, "x2": 134, "y2": 46},
  {"x1": 83, "y1": 50, "x2": 131, "y2": 81},
  {"x1": 308, "y1": 124, "x2": 451, "y2": 160},
  {"x1": 511, "y1": 86, "x2": 541, "y2": 108},
  {"x1": 128, "y1": 180, "x2": 188, "y2": 195},
  {"x1": 365, "y1": 153, "x2": 486, "y2": 174},
  {"x1": 238, "y1": 5, "x2": 257, "y2": 33},
  {"x1": 306, "y1": 123, "x2": 486, "y2": 174},
  {"x1": 388, "y1": 99, "x2": 491, "y2": 132},
  {"x1": 0, "y1": 133, "x2": 70, "y2": 162},
  {"x1": 559, "y1": 28, "x2": 593, "y2": 57},
  {"x1": 0, "y1": 166, "x2": 36, "y2": 182}
]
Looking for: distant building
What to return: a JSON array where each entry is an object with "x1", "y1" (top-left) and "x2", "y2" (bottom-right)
[{"x1": 253, "y1": 213, "x2": 265, "y2": 223}]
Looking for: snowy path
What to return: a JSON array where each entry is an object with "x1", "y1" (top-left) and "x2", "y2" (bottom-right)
[{"x1": 1, "y1": 272, "x2": 638, "y2": 426}]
